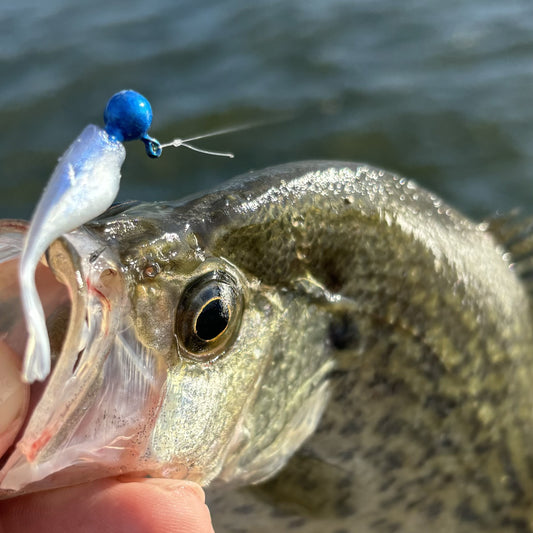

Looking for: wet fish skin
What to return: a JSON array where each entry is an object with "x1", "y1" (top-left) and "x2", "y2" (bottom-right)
[{"x1": 87, "y1": 161, "x2": 533, "y2": 532}]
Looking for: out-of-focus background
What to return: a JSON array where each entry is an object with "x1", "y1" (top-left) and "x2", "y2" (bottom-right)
[{"x1": 1, "y1": 0, "x2": 533, "y2": 219}]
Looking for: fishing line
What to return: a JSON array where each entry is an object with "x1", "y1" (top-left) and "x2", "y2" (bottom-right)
[{"x1": 157, "y1": 119, "x2": 284, "y2": 158}]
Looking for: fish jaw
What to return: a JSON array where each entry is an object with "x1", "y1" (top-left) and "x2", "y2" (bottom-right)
[{"x1": 0, "y1": 225, "x2": 167, "y2": 496}]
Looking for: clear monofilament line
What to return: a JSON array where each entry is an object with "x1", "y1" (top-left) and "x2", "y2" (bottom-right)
[
  {"x1": 159, "y1": 119, "x2": 278, "y2": 157},
  {"x1": 180, "y1": 142, "x2": 234, "y2": 158},
  {"x1": 160, "y1": 140, "x2": 234, "y2": 158}
]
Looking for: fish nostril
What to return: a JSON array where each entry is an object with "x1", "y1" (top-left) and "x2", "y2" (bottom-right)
[{"x1": 142, "y1": 263, "x2": 160, "y2": 279}]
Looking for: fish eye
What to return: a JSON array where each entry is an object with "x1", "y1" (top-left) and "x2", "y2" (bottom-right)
[{"x1": 175, "y1": 271, "x2": 243, "y2": 361}]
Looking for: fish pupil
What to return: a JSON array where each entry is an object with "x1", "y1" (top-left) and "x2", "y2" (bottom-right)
[{"x1": 195, "y1": 297, "x2": 229, "y2": 341}]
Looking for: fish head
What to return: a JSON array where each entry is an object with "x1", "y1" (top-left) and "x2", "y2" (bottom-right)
[
  {"x1": 0, "y1": 186, "x2": 333, "y2": 495},
  {"x1": 83, "y1": 200, "x2": 334, "y2": 487}
]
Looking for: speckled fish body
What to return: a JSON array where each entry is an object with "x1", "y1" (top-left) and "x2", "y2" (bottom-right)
[{"x1": 1, "y1": 161, "x2": 533, "y2": 533}]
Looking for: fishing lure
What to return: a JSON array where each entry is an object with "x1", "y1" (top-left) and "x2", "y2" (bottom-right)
[{"x1": 19, "y1": 89, "x2": 235, "y2": 383}]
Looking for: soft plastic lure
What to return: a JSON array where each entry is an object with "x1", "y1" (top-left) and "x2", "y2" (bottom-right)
[{"x1": 19, "y1": 89, "x2": 236, "y2": 383}]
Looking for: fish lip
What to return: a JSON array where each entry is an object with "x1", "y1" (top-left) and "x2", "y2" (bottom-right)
[{"x1": 0, "y1": 227, "x2": 167, "y2": 495}]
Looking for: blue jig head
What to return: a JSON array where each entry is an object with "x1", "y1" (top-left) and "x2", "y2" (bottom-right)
[{"x1": 104, "y1": 89, "x2": 162, "y2": 158}]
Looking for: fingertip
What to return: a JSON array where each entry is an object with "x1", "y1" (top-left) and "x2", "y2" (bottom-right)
[
  {"x1": 129, "y1": 477, "x2": 206, "y2": 503},
  {"x1": 0, "y1": 340, "x2": 29, "y2": 457},
  {"x1": 0, "y1": 478, "x2": 214, "y2": 533},
  {"x1": 117, "y1": 477, "x2": 214, "y2": 533}
]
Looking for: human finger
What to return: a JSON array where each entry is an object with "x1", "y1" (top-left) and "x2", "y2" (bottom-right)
[
  {"x1": 0, "y1": 340, "x2": 29, "y2": 458},
  {"x1": 0, "y1": 477, "x2": 214, "y2": 533}
]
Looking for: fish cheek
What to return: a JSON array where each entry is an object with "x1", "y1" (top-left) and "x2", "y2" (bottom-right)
[
  {"x1": 148, "y1": 298, "x2": 273, "y2": 485},
  {"x1": 213, "y1": 291, "x2": 335, "y2": 486},
  {"x1": 132, "y1": 279, "x2": 179, "y2": 355}
]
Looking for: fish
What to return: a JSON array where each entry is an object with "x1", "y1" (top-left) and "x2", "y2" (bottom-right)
[{"x1": 1, "y1": 161, "x2": 533, "y2": 533}]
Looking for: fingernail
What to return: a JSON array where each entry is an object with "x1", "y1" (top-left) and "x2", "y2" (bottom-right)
[{"x1": 127, "y1": 478, "x2": 206, "y2": 502}]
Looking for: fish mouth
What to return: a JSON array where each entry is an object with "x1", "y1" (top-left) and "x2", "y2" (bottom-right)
[{"x1": 0, "y1": 223, "x2": 167, "y2": 496}]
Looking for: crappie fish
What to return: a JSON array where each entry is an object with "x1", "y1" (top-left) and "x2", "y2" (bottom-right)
[{"x1": 1, "y1": 161, "x2": 533, "y2": 533}]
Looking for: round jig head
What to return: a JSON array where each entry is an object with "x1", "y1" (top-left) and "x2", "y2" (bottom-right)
[{"x1": 104, "y1": 89, "x2": 162, "y2": 158}]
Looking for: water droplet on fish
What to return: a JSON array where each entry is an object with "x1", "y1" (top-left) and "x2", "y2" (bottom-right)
[{"x1": 296, "y1": 248, "x2": 307, "y2": 261}]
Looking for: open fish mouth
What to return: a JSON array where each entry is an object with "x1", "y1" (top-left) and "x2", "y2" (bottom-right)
[{"x1": 0, "y1": 222, "x2": 167, "y2": 497}]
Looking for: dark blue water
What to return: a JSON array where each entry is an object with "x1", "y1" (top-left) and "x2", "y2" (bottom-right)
[{"x1": 1, "y1": 0, "x2": 533, "y2": 220}]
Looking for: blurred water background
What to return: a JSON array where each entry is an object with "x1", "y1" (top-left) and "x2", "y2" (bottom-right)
[{"x1": 1, "y1": 0, "x2": 533, "y2": 220}]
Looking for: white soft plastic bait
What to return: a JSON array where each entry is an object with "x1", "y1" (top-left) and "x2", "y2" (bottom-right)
[
  {"x1": 19, "y1": 89, "x2": 243, "y2": 383},
  {"x1": 19, "y1": 90, "x2": 162, "y2": 383}
]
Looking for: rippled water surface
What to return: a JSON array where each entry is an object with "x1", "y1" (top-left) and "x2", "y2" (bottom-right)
[{"x1": 1, "y1": 0, "x2": 533, "y2": 219}]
